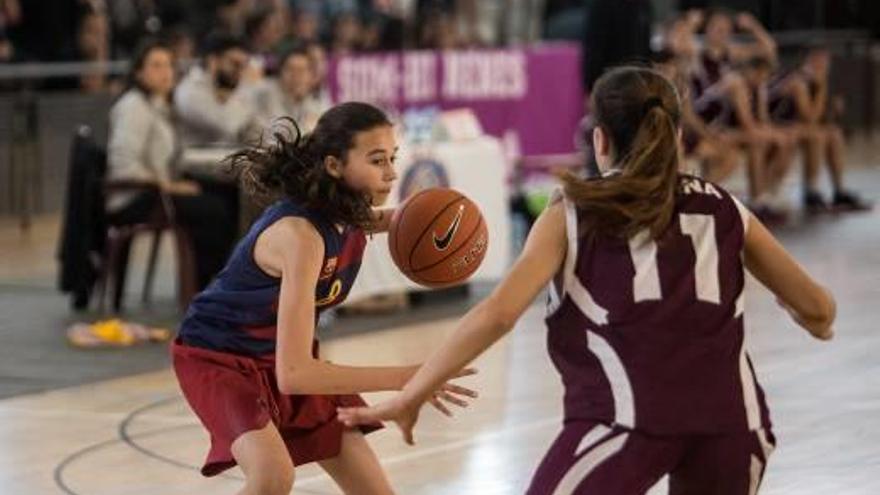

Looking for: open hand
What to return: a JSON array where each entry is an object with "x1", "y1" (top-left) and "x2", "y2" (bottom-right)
[
  {"x1": 426, "y1": 367, "x2": 478, "y2": 417},
  {"x1": 338, "y1": 368, "x2": 479, "y2": 445}
]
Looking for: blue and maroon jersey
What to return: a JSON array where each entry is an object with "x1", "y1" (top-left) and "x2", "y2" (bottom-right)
[
  {"x1": 545, "y1": 175, "x2": 771, "y2": 435},
  {"x1": 178, "y1": 198, "x2": 367, "y2": 360}
]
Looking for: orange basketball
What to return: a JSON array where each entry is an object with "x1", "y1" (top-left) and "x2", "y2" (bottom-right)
[{"x1": 389, "y1": 188, "x2": 489, "y2": 288}]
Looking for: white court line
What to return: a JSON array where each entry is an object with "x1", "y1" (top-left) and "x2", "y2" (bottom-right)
[
  {"x1": 0, "y1": 405, "x2": 196, "y2": 426},
  {"x1": 297, "y1": 417, "x2": 561, "y2": 487}
]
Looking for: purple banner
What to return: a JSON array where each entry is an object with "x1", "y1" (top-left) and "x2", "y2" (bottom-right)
[{"x1": 328, "y1": 43, "x2": 584, "y2": 156}]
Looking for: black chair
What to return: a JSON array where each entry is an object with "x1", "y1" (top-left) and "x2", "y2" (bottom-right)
[{"x1": 58, "y1": 125, "x2": 197, "y2": 313}]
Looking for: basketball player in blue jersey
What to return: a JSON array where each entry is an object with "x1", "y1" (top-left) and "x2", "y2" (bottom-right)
[
  {"x1": 172, "y1": 102, "x2": 477, "y2": 495},
  {"x1": 339, "y1": 68, "x2": 836, "y2": 494}
]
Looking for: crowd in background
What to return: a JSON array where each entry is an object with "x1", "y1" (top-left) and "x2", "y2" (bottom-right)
[
  {"x1": 4, "y1": 0, "x2": 876, "y2": 298},
  {"x1": 0, "y1": 0, "x2": 533, "y2": 93},
  {"x1": 560, "y1": 8, "x2": 871, "y2": 222},
  {"x1": 649, "y1": 8, "x2": 871, "y2": 217}
]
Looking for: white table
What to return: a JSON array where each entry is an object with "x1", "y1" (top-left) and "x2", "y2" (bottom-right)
[
  {"x1": 179, "y1": 138, "x2": 512, "y2": 303},
  {"x1": 347, "y1": 136, "x2": 512, "y2": 302}
]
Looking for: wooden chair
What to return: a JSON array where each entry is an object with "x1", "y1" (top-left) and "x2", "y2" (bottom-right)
[{"x1": 60, "y1": 125, "x2": 197, "y2": 313}]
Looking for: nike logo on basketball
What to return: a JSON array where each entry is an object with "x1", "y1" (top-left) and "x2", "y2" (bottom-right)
[{"x1": 433, "y1": 205, "x2": 464, "y2": 251}]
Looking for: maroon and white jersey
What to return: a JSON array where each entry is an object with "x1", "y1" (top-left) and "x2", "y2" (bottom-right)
[{"x1": 545, "y1": 175, "x2": 771, "y2": 435}]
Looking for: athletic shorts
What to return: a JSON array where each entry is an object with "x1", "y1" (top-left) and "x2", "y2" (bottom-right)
[
  {"x1": 527, "y1": 420, "x2": 776, "y2": 495},
  {"x1": 171, "y1": 339, "x2": 382, "y2": 476}
]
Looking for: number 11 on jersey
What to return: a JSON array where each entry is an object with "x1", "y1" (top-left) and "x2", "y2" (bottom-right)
[{"x1": 628, "y1": 214, "x2": 720, "y2": 304}]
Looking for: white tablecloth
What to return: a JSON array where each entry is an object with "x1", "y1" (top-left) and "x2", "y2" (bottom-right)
[
  {"x1": 179, "y1": 138, "x2": 512, "y2": 302},
  {"x1": 347, "y1": 136, "x2": 511, "y2": 302}
]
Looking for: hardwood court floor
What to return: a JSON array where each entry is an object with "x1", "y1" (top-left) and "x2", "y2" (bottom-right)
[
  {"x1": 2, "y1": 204, "x2": 879, "y2": 494},
  {"x1": 1, "y1": 154, "x2": 879, "y2": 493}
]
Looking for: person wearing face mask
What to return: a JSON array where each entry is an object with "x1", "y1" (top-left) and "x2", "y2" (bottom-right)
[{"x1": 174, "y1": 32, "x2": 262, "y2": 147}]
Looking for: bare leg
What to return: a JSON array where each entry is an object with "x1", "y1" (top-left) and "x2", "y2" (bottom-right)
[
  {"x1": 719, "y1": 131, "x2": 766, "y2": 202},
  {"x1": 231, "y1": 423, "x2": 295, "y2": 495},
  {"x1": 318, "y1": 429, "x2": 395, "y2": 495},
  {"x1": 744, "y1": 140, "x2": 768, "y2": 202},
  {"x1": 800, "y1": 126, "x2": 824, "y2": 192},
  {"x1": 765, "y1": 131, "x2": 796, "y2": 195},
  {"x1": 824, "y1": 125, "x2": 846, "y2": 191}
]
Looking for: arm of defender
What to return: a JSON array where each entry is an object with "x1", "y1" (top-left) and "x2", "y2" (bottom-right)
[
  {"x1": 338, "y1": 201, "x2": 567, "y2": 442},
  {"x1": 400, "y1": 201, "x2": 567, "y2": 404},
  {"x1": 743, "y1": 215, "x2": 836, "y2": 340}
]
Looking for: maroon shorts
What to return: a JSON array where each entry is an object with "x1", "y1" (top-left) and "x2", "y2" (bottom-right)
[
  {"x1": 527, "y1": 420, "x2": 776, "y2": 495},
  {"x1": 171, "y1": 339, "x2": 382, "y2": 476}
]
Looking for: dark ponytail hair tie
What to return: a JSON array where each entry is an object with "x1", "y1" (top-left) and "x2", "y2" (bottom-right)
[{"x1": 643, "y1": 97, "x2": 665, "y2": 115}]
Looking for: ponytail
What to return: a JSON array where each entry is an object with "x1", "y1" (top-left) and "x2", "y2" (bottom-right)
[{"x1": 560, "y1": 67, "x2": 682, "y2": 239}]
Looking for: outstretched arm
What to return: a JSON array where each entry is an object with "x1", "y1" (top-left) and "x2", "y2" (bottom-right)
[{"x1": 339, "y1": 200, "x2": 568, "y2": 443}]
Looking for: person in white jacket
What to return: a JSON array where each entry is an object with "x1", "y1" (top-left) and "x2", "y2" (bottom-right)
[{"x1": 107, "y1": 39, "x2": 236, "y2": 289}]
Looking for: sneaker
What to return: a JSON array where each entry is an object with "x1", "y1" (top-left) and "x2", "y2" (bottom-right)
[
  {"x1": 832, "y1": 190, "x2": 873, "y2": 212},
  {"x1": 803, "y1": 190, "x2": 830, "y2": 215}
]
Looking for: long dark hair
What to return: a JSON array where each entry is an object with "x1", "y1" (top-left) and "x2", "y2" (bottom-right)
[
  {"x1": 559, "y1": 66, "x2": 682, "y2": 240},
  {"x1": 126, "y1": 38, "x2": 174, "y2": 97},
  {"x1": 229, "y1": 101, "x2": 392, "y2": 229}
]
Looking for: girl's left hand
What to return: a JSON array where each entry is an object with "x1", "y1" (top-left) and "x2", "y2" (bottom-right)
[
  {"x1": 338, "y1": 368, "x2": 479, "y2": 445},
  {"x1": 338, "y1": 394, "x2": 422, "y2": 445},
  {"x1": 425, "y1": 369, "x2": 479, "y2": 417}
]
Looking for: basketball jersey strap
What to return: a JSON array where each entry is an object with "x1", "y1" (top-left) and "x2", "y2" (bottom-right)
[{"x1": 550, "y1": 189, "x2": 609, "y2": 325}]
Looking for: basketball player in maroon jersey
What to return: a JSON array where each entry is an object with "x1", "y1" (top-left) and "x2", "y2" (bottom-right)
[
  {"x1": 652, "y1": 48, "x2": 740, "y2": 185},
  {"x1": 768, "y1": 46, "x2": 872, "y2": 212},
  {"x1": 339, "y1": 68, "x2": 835, "y2": 494}
]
